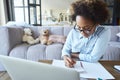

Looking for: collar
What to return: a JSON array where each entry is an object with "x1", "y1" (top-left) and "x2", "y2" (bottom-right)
[
  {"x1": 93, "y1": 25, "x2": 104, "y2": 37},
  {"x1": 80, "y1": 25, "x2": 104, "y2": 39}
]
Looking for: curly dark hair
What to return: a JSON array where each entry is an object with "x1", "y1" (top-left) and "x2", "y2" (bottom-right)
[{"x1": 71, "y1": 0, "x2": 109, "y2": 24}]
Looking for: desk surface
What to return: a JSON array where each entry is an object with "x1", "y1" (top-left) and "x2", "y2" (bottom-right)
[
  {"x1": 100, "y1": 61, "x2": 120, "y2": 80},
  {"x1": 39, "y1": 60, "x2": 120, "y2": 80}
]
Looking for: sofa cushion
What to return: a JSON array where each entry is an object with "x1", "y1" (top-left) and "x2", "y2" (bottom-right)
[
  {"x1": 27, "y1": 27, "x2": 39, "y2": 38},
  {"x1": 49, "y1": 35, "x2": 66, "y2": 44},
  {"x1": 116, "y1": 31, "x2": 120, "y2": 42},
  {"x1": 38, "y1": 26, "x2": 64, "y2": 35},
  {"x1": 46, "y1": 43, "x2": 63, "y2": 60},
  {"x1": 108, "y1": 41, "x2": 120, "y2": 48},
  {"x1": 27, "y1": 43, "x2": 63, "y2": 61},
  {"x1": 9, "y1": 43, "x2": 30, "y2": 59},
  {"x1": 50, "y1": 27, "x2": 63, "y2": 35},
  {"x1": 116, "y1": 32, "x2": 120, "y2": 37},
  {"x1": 63, "y1": 27, "x2": 73, "y2": 36},
  {"x1": 102, "y1": 46, "x2": 120, "y2": 60},
  {"x1": 27, "y1": 44, "x2": 47, "y2": 61},
  {"x1": 109, "y1": 26, "x2": 119, "y2": 41},
  {"x1": 0, "y1": 27, "x2": 23, "y2": 56}
]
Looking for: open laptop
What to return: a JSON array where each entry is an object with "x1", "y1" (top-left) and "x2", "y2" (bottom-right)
[{"x1": 0, "y1": 55, "x2": 80, "y2": 80}]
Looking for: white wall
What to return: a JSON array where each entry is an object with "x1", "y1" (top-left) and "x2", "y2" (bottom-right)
[
  {"x1": 41, "y1": 0, "x2": 77, "y2": 19},
  {"x1": 41, "y1": 0, "x2": 75, "y2": 10}
]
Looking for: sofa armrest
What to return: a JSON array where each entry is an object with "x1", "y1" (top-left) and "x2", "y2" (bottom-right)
[
  {"x1": 0, "y1": 26, "x2": 23, "y2": 56},
  {"x1": 108, "y1": 41, "x2": 120, "y2": 48}
]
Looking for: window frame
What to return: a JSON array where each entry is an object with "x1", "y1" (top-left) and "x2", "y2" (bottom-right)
[{"x1": 6, "y1": 0, "x2": 42, "y2": 26}]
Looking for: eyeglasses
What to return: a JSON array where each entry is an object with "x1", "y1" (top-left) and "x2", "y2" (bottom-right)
[{"x1": 74, "y1": 24, "x2": 95, "y2": 33}]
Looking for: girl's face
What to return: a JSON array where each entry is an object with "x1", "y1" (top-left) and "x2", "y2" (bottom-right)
[{"x1": 76, "y1": 16, "x2": 97, "y2": 38}]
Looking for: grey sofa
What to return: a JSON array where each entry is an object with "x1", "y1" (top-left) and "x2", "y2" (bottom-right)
[
  {"x1": 0, "y1": 25, "x2": 120, "y2": 71},
  {"x1": 102, "y1": 26, "x2": 120, "y2": 60},
  {"x1": 0, "y1": 26, "x2": 72, "y2": 61}
]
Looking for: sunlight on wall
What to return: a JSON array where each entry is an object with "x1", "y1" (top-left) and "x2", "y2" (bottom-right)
[
  {"x1": 0, "y1": 0, "x2": 7, "y2": 25},
  {"x1": 41, "y1": 0, "x2": 77, "y2": 26}
]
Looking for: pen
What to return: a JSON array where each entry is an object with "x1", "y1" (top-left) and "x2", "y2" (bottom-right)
[{"x1": 80, "y1": 61, "x2": 84, "y2": 68}]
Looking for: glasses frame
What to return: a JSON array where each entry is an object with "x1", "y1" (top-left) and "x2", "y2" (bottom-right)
[{"x1": 74, "y1": 24, "x2": 95, "y2": 33}]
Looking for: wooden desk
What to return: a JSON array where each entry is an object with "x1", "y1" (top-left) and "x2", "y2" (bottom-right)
[{"x1": 39, "y1": 60, "x2": 120, "y2": 80}]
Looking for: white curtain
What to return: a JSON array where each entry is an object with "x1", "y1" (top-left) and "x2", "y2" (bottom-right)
[{"x1": 0, "y1": 0, "x2": 7, "y2": 25}]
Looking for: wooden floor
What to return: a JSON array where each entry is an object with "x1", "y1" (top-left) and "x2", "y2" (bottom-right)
[{"x1": 0, "y1": 72, "x2": 11, "y2": 80}]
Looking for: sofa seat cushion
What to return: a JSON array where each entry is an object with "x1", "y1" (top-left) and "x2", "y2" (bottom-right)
[
  {"x1": 46, "y1": 43, "x2": 63, "y2": 60},
  {"x1": 27, "y1": 44, "x2": 46, "y2": 61},
  {"x1": 27, "y1": 43, "x2": 63, "y2": 61},
  {"x1": 9, "y1": 43, "x2": 30, "y2": 59}
]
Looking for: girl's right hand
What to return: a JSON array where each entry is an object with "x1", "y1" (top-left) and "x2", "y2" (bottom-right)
[{"x1": 63, "y1": 55, "x2": 76, "y2": 68}]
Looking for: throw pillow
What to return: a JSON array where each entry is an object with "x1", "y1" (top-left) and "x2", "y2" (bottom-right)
[
  {"x1": 116, "y1": 32, "x2": 120, "y2": 37},
  {"x1": 49, "y1": 35, "x2": 66, "y2": 44}
]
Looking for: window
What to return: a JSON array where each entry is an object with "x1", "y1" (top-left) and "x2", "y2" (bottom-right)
[
  {"x1": 6, "y1": 0, "x2": 119, "y2": 26},
  {"x1": 7, "y1": 0, "x2": 41, "y2": 26},
  {"x1": 14, "y1": 0, "x2": 28, "y2": 23},
  {"x1": 28, "y1": 0, "x2": 42, "y2": 26}
]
